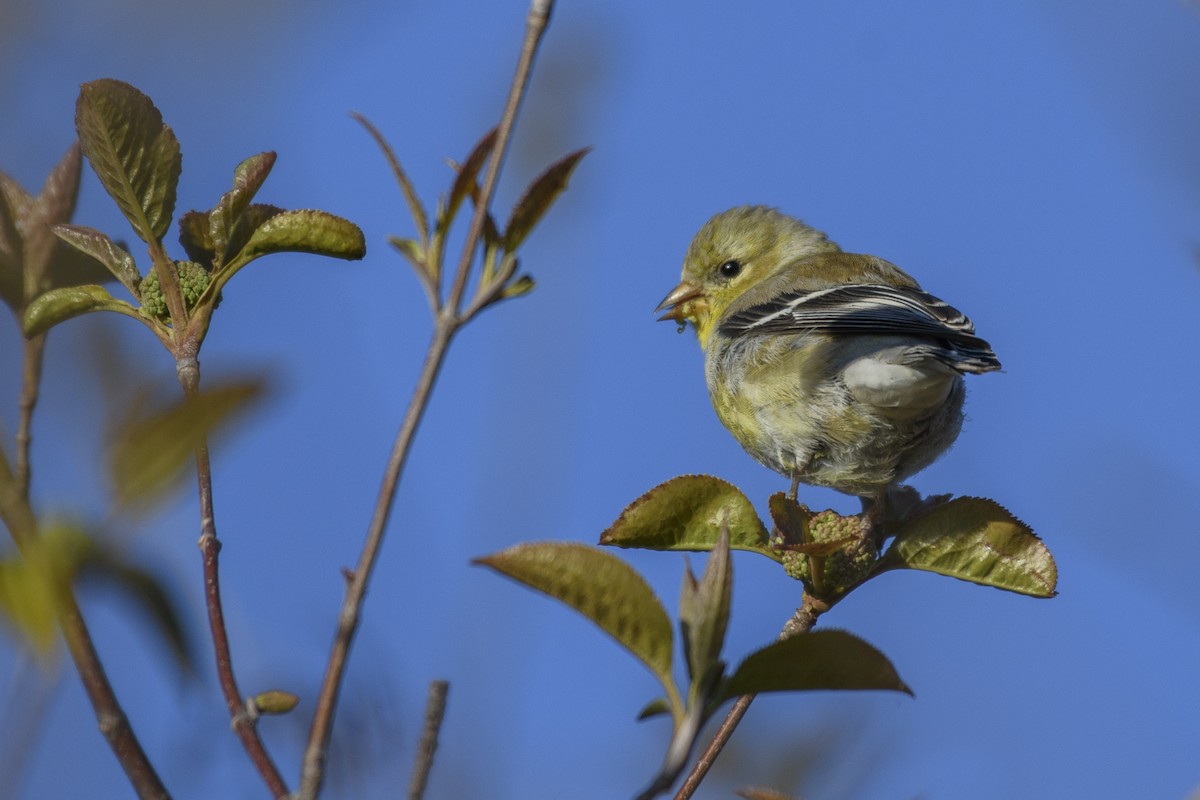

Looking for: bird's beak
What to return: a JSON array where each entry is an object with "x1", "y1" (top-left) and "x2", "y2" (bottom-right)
[{"x1": 655, "y1": 281, "x2": 705, "y2": 323}]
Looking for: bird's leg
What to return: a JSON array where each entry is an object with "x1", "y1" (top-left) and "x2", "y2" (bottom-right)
[{"x1": 787, "y1": 473, "x2": 801, "y2": 501}]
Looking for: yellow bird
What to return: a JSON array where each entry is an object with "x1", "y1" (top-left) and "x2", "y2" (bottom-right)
[{"x1": 657, "y1": 206, "x2": 1000, "y2": 520}]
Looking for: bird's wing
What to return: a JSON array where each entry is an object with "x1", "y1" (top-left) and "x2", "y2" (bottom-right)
[{"x1": 718, "y1": 283, "x2": 1001, "y2": 373}]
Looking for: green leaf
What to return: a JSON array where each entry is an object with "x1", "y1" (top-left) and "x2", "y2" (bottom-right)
[
  {"x1": 352, "y1": 113, "x2": 428, "y2": 245},
  {"x1": 23, "y1": 284, "x2": 140, "y2": 336},
  {"x1": 635, "y1": 697, "x2": 672, "y2": 721},
  {"x1": 75, "y1": 80, "x2": 181, "y2": 245},
  {"x1": 503, "y1": 147, "x2": 589, "y2": 252},
  {"x1": 78, "y1": 547, "x2": 196, "y2": 675},
  {"x1": 438, "y1": 129, "x2": 497, "y2": 239},
  {"x1": 500, "y1": 273, "x2": 535, "y2": 300},
  {"x1": 0, "y1": 524, "x2": 90, "y2": 659},
  {"x1": 720, "y1": 630, "x2": 911, "y2": 701},
  {"x1": 876, "y1": 497, "x2": 1057, "y2": 598},
  {"x1": 679, "y1": 528, "x2": 731, "y2": 688},
  {"x1": 237, "y1": 209, "x2": 365, "y2": 263},
  {"x1": 388, "y1": 235, "x2": 426, "y2": 270},
  {"x1": 600, "y1": 475, "x2": 773, "y2": 557},
  {"x1": 52, "y1": 224, "x2": 140, "y2": 291},
  {"x1": 209, "y1": 152, "x2": 276, "y2": 263},
  {"x1": 109, "y1": 378, "x2": 267, "y2": 509},
  {"x1": 474, "y1": 542, "x2": 675, "y2": 690}
]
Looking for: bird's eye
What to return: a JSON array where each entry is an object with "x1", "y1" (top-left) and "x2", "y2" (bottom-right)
[{"x1": 718, "y1": 260, "x2": 742, "y2": 279}]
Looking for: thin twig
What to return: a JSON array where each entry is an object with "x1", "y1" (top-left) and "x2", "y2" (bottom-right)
[
  {"x1": 14, "y1": 334, "x2": 46, "y2": 499},
  {"x1": 673, "y1": 596, "x2": 827, "y2": 800},
  {"x1": 177, "y1": 355, "x2": 290, "y2": 798},
  {"x1": 297, "y1": 3, "x2": 555, "y2": 798},
  {"x1": 407, "y1": 680, "x2": 450, "y2": 800},
  {"x1": 0, "y1": 450, "x2": 171, "y2": 799}
]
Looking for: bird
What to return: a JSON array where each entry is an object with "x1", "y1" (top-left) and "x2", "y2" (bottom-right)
[{"x1": 656, "y1": 205, "x2": 1000, "y2": 530}]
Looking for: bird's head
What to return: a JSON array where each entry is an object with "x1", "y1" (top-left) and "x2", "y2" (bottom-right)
[{"x1": 656, "y1": 206, "x2": 839, "y2": 347}]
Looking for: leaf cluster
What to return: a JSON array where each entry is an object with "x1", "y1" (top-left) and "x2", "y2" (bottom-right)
[
  {"x1": 355, "y1": 114, "x2": 587, "y2": 321},
  {"x1": 21, "y1": 79, "x2": 366, "y2": 351}
]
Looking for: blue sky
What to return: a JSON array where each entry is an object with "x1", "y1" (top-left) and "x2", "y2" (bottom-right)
[{"x1": 2, "y1": 1, "x2": 1199, "y2": 798}]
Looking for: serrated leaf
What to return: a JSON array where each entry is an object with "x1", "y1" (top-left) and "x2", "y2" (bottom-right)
[
  {"x1": 352, "y1": 113, "x2": 428, "y2": 244},
  {"x1": 52, "y1": 225, "x2": 139, "y2": 291},
  {"x1": 78, "y1": 547, "x2": 196, "y2": 675},
  {"x1": 209, "y1": 152, "x2": 276, "y2": 263},
  {"x1": 475, "y1": 542, "x2": 675, "y2": 690},
  {"x1": 876, "y1": 497, "x2": 1056, "y2": 598},
  {"x1": 75, "y1": 80, "x2": 181, "y2": 245},
  {"x1": 439, "y1": 129, "x2": 497, "y2": 238},
  {"x1": 679, "y1": 528, "x2": 731, "y2": 688},
  {"x1": 504, "y1": 147, "x2": 589, "y2": 252},
  {"x1": 238, "y1": 209, "x2": 365, "y2": 262},
  {"x1": 600, "y1": 475, "x2": 773, "y2": 557},
  {"x1": 23, "y1": 284, "x2": 139, "y2": 337},
  {"x1": 109, "y1": 379, "x2": 267, "y2": 509},
  {"x1": 720, "y1": 630, "x2": 911, "y2": 701}
]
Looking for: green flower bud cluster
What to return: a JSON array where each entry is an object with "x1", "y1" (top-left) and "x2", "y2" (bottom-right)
[
  {"x1": 778, "y1": 510, "x2": 875, "y2": 595},
  {"x1": 138, "y1": 261, "x2": 211, "y2": 322}
]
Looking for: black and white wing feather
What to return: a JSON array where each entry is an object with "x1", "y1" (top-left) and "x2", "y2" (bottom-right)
[{"x1": 719, "y1": 284, "x2": 1001, "y2": 373}]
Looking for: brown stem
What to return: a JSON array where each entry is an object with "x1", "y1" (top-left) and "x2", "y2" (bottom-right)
[
  {"x1": 297, "y1": 2, "x2": 554, "y2": 797},
  {"x1": 0, "y1": 450, "x2": 170, "y2": 798},
  {"x1": 672, "y1": 596, "x2": 827, "y2": 800},
  {"x1": 15, "y1": 334, "x2": 46, "y2": 500},
  {"x1": 407, "y1": 680, "x2": 450, "y2": 800},
  {"x1": 298, "y1": 324, "x2": 453, "y2": 800},
  {"x1": 178, "y1": 355, "x2": 289, "y2": 798}
]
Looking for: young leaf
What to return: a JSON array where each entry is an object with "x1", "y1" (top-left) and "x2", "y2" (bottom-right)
[
  {"x1": 178, "y1": 209, "x2": 215, "y2": 265},
  {"x1": 503, "y1": 147, "x2": 589, "y2": 252},
  {"x1": 876, "y1": 497, "x2": 1056, "y2": 598},
  {"x1": 720, "y1": 629, "x2": 912, "y2": 701},
  {"x1": 0, "y1": 182, "x2": 25, "y2": 309},
  {"x1": 52, "y1": 225, "x2": 140, "y2": 291},
  {"x1": 439, "y1": 129, "x2": 497, "y2": 238},
  {"x1": 209, "y1": 152, "x2": 277, "y2": 262},
  {"x1": 21, "y1": 142, "x2": 83, "y2": 289},
  {"x1": 237, "y1": 209, "x2": 365, "y2": 263},
  {"x1": 679, "y1": 528, "x2": 731, "y2": 687},
  {"x1": 23, "y1": 285, "x2": 141, "y2": 337},
  {"x1": 0, "y1": 524, "x2": 90, "y2": 660},
  {"x1": 600, "y1": 474, "x2": 773, "y2": 556},
  {"x1": 475, "y1": 542, "x2": 675, "y2": 690},
  {"x1": 352, "y1": 113, "x2": 428, "y2": 245},
  {"x1": 75, "y1": 80, "x2": 181, "y2": 245},
  {"x1": 109, "y1": 379, "x2": 267, "y2": 509},
  {"x1": 635, "y1": 697, "x2": 672, "y2": 721}
]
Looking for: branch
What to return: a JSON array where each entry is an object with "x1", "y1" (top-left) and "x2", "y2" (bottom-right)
[
  {"x1": 672, "y1": 595, "x2": 828, "y2": 800},
  {"x1": 0, "y1": 448, "x2": 170, "y2": 799},
  {"x1": 15, "y1": 334, "x2": 46, "y2": 499},
  {"x1": 407, "y1": 680, "x2": 450, "y2": 800},
  {"x1": 177, "y1": 356, "x2": 290, "y2": 798},
  {"x1": 298, "y1": 2, "x2": 555, "y2": 796}
]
